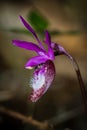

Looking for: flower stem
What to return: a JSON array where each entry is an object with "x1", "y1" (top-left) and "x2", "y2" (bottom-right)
[
  {"x1": 54, "y1": 43, "x2": 87, "y2": 111},
  {"x1": 65, "y1": 53, "x2": 87, "y2": 112}
]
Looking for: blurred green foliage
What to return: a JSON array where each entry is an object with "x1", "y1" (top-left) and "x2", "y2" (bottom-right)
[
  {"x1": 10, "y1": 28, "x2": 31, "y2": 35},
  {"x1": 27, "y1": 10, "x2": 49, "y2": 32},
  {"x1": 10, "y1": 9, "x2": 80, "y2": 37}
]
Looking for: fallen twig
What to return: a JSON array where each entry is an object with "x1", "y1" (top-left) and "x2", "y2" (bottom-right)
[{"x1": 0, "y1": 106, "x2": 53, "y2": 130}]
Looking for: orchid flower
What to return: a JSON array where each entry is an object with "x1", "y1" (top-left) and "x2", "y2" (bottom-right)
[
  {"x1": 12, "y1": 16, "x2": 87, "y2": 110},
  {"x1": 12, "y1": 16, "x2": 55, "y2": 102}
]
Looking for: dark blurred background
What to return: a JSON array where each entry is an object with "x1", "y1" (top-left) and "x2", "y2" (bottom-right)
[{"x1": 0, "y1": 0, "x2": 87, "y2": 130}]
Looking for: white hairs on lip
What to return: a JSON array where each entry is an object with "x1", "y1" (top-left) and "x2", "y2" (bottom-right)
[{"x1": 30, "y1": 73, "x2": 45, "y2": 91}]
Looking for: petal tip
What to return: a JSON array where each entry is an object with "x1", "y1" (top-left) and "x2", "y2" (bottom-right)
[
  {"x1": 19, "y1": 15, "x2": 23, "y2": 20},
  {"x1": 12, "y1": 40, "x2": 16, "y2": 45},
  {"x1": 25, "y1": 66, "x2": 33, "y2": 70}
]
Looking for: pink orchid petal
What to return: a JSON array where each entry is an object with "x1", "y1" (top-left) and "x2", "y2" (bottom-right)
[
  {"x1": 25, "y1": 55, "x2": 48, "y2": 69},
  {"x1": 19, "y1": 16, "x2": 44, "y2": 49},
  {"x1": 44, "y1": 31, "x2": 54, "y2": 60},
  {"x1": 12, "y1": 40, "x2": 46, "y2": 55}
]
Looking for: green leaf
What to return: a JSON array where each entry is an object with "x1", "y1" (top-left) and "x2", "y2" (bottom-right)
[{"x1": 27, "y1": 10, "x2": 49, "y2": 31}]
